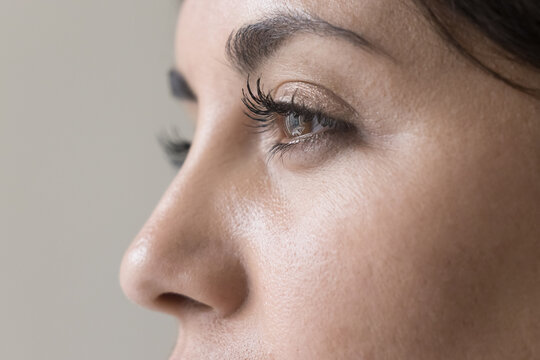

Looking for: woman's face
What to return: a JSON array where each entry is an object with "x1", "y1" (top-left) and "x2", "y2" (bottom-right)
[{"x1": 120, "y1": 0, "x2": 540, "y2": 358}]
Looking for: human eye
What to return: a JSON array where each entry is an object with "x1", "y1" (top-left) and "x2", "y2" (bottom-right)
[
  {"x1": 159, "y1": 130, "x2": 191, "y2": 169},
  {"x1": 241, "y1": 78, "x2": 360, "y2": 164},
  {"x1": 159, "y1": 69, "x2": 196, "y2": 169}
]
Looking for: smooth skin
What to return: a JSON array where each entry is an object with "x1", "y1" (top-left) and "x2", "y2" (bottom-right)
[{"x1": 120, "y1": 0, "x2": 540, "y2": 359}]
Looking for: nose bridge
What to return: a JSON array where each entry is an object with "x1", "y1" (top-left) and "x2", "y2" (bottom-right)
[{"x1": 120, "y1": 134, "x2": 250, "y2": 317}]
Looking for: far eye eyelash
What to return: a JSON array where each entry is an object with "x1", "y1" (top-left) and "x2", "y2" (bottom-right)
[{"x1": 158, "y1": 130, "x2": 191, "y2": 169}]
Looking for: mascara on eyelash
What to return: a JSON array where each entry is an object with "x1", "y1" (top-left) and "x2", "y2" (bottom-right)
[
  {"x1": 240, "y1": 77, "x2": 358, "y2": 163},
  {"x1": 241, "y1": 77, "x2": 350, "y2": 135},
  {"x1": 242, "y1": 78, "x2": 328, "y2": 127},
  {"x1": 241, "y1": 77, "x2": 289, "y2": 125}
]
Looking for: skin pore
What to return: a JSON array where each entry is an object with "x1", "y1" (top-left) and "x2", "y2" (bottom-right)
[{"x1": 120, "y1": 0, "x2": 540, "y2": 359}]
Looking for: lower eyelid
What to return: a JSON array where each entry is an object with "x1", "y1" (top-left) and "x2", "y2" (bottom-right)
[
  {"x1": 266, "y1": 130, "x2": 352, "y2": 167},
  {"x1": 278, "y1": 127, "x2": 344, "y2": 150}
]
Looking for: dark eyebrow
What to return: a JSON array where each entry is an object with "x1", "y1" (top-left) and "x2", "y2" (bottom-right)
[
  {"x1": 225, "y1": 11, "x2": 394, "y2": 74},
  {"x1": 168, "y1": 68, "x2": 196, "y2": 101}
]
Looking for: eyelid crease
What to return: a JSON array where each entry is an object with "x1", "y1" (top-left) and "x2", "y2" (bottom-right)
[{"x1": 271, "y1": 80, "x2": 360, "y2": 119}]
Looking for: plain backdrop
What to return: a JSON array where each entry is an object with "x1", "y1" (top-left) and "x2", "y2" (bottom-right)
[{"x1": 1, "y1": 0, "x2": 194, "y2": 358}]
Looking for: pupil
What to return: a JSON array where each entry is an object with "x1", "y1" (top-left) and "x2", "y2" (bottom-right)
[
  {"x1": 286, "y1": 113, "x2": 306, "y2": 137},
  {"x1": 290, "y1": 114, "x2": 300, "y2": 126}
]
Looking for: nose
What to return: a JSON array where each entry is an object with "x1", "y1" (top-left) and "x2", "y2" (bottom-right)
[{"x1": 119, "y1": 150, "x2": 249, "y2": 318}]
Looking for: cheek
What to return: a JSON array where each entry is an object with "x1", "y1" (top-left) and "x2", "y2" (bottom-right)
[
  {"x1": 248, "y1": 126, "x2": 535, "y2": 357},
  {"x1": 246, "y1": 156, "x2": 417, "y2": 356}
]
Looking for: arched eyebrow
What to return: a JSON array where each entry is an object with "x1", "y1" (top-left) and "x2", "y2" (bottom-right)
[{"x1": 225, "y1": 11, "x2": 395, "y2": 75}]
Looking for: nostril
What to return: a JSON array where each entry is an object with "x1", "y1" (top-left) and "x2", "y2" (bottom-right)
[{"x1": 156, "y1": 293, "x2": 213, "y2": 315}]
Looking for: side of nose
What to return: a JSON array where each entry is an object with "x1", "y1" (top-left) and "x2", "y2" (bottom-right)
[{"x1": 119, "y1": 161, "x2": 249, "y2": 318}]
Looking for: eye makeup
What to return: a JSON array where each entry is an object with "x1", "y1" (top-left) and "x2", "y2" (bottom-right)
[
  {"x1": 241, "y1": 77, "x2": 360, "y2": 163},
  {"x1": 161, "y1": 73, "x2": 364, "y2": 169}
]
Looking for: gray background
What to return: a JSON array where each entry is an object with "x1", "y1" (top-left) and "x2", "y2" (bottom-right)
[{"x1": 1, "y1": 0, "x2": 193, "y2": 358}]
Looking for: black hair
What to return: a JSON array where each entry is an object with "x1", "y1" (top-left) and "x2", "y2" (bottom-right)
[{"x1": 414, "y1": 0, "x2": 540, "y2": 96}]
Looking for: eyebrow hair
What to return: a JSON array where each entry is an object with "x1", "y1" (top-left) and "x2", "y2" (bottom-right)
[
  {"x1": 225, "y1": 11, "x2": 393, "y2": 74},
  {"x1": 169, "y1": 68, "x2": 196, "y2": 100}
]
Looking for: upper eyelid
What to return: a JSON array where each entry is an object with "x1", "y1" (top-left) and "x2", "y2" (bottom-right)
[
  {"x1": 242, "y1": 80, "x2": 347, "y2": 136},
  {"x1": 272, "y1": 80, "x2": 360, "y2": 118},
  {"x1": 169, "y1": 69, "x2": 197, "y2": 101},
  {"x1": 243, "y1": 78, "x2": 352, "y2": 125}
]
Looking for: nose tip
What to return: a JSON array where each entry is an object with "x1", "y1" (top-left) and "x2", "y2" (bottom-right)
[
  {"x1": 120, "y1": 121, "x2": 252, "y2": 320},
  {"x1": 120, "y1": 227, "x2": 249, "y2": 318},
  {"x1": 119, "y1": 236, "x2": 160, "y2": 311}
]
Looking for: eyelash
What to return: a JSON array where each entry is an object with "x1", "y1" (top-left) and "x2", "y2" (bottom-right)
[
  {"x1": 159, "y1": 131, "x2": 191, "y2": 169},
  {"x1": 241, "y1": 77, "x2": 354, "y2": 159},
  {"x1": 161, "y1": 78, "x2": 354, "y2": 168}
]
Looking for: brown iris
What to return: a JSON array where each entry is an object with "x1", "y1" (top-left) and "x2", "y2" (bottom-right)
[{"x1": 284, "y1": 113, "x2": 314, "y2": 138}]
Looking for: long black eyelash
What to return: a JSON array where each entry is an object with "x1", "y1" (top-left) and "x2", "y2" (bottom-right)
[
  {"x1": 241, "y1": 77, "x2": 330, "y2": 133},
  {"x1": 241, "y1": 77, "x2": 290, "y2": 129},
  {"x1": 241, "y1": 77, "x2": 352, "y2": 133}
]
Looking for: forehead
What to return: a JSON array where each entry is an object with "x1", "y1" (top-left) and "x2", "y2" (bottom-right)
[{"x1": 174, "y1": 0, "x2": 438, "y2": 77}]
